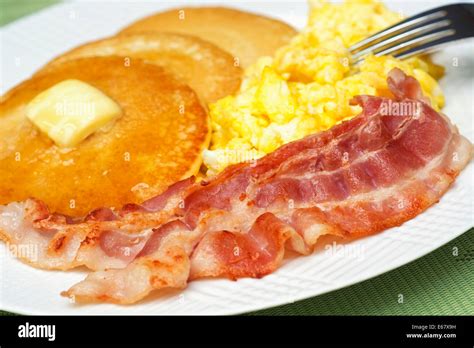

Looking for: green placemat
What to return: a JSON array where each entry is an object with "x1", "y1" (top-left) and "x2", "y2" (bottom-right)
[
  {"x1": 1, "y1": 0, "x2": 473, "y2": 316},
  {"x1": 0, "y1": 0, "x2": 60, "y2": 26}
]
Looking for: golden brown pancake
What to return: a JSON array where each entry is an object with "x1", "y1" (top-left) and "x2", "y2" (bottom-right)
[
  {"x1": 0, "y1": 56, "x2": 210, "y2": 216},
  {"x1": 39, "y1": 32, "x2": 242, "y2": 104},
  {"x1": 118, "y1": 7, "x2": 297, "y2": 68}
]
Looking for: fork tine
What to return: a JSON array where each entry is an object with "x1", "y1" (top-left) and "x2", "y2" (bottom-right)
[
  {"x1": 349, "y1": 6, "x2": 449, "y2": 53},
  {"x1": 351, "y1": 19, "x2": 451, "y2": 60},
  {"x1": 394, "y1": 31, "x2": 468, "y2": 60},
  {"x1": 352, "y1": 28, "x2": 456, "y2": 65}
]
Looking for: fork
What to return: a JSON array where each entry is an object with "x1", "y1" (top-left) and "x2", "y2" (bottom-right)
[{"x1": 349, "y1": 3, "x2": 474, "y2": 64}]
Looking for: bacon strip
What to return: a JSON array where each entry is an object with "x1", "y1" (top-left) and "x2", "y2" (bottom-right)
[
  {"x1": 1, "y1": 69, "x2": 472, "y2": 303},
  {"x1": 0, "y1": 177, "x2": 194, "y2": 270},
  {"x1": 62, "y1": 220, "x2": 197, "y2": 303}
]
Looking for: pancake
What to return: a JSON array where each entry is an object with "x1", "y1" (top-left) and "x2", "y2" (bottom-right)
[
  {"x1": 39, "y1": 32, "x2": 242, "y2": 104},
  {"x1": 118, "y1": 7, "x2": 297, "y2": 68},
  {"x1": 0, "y1": 56, "x2": 210, "y2": 216}
]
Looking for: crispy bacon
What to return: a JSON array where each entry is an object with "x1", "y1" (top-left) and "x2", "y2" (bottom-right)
[
  {"x1": 0, "y1": 69, "x2": 472, "y2": 303},
  {"x1": 0, "y1": 177, "x2": 193, "y2": 270}
]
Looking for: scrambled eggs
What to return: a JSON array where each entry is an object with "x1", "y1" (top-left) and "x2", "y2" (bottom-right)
[{"x1": 203, "y1": 0, "x2": 445, "y2": 175}]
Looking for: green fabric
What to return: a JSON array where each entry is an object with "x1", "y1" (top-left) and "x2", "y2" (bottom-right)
[
  {"x1": 1, "y1": 1, "x2": 473, "y2": 316},
  {"x1": 0, "y1": 0, "x2": 60, "y2": 26}
]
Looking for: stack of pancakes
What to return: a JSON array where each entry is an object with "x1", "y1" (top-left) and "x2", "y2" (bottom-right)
[{"x1": 0, "y1": 7, "x2": 297, "y2": 216}]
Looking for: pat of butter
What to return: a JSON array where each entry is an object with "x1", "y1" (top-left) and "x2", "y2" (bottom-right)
[{"x1": 26, "y1": 79, "x2": 122, "y2": 147}]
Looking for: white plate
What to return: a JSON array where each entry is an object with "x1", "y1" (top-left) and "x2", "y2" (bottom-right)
[{"x1": 0, "y1": 0, "x2": 473, "y2": 315}]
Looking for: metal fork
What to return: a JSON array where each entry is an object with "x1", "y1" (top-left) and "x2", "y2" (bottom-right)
[{"x1": 350, "y1": 3, "x2": 474, "y2": 65}]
